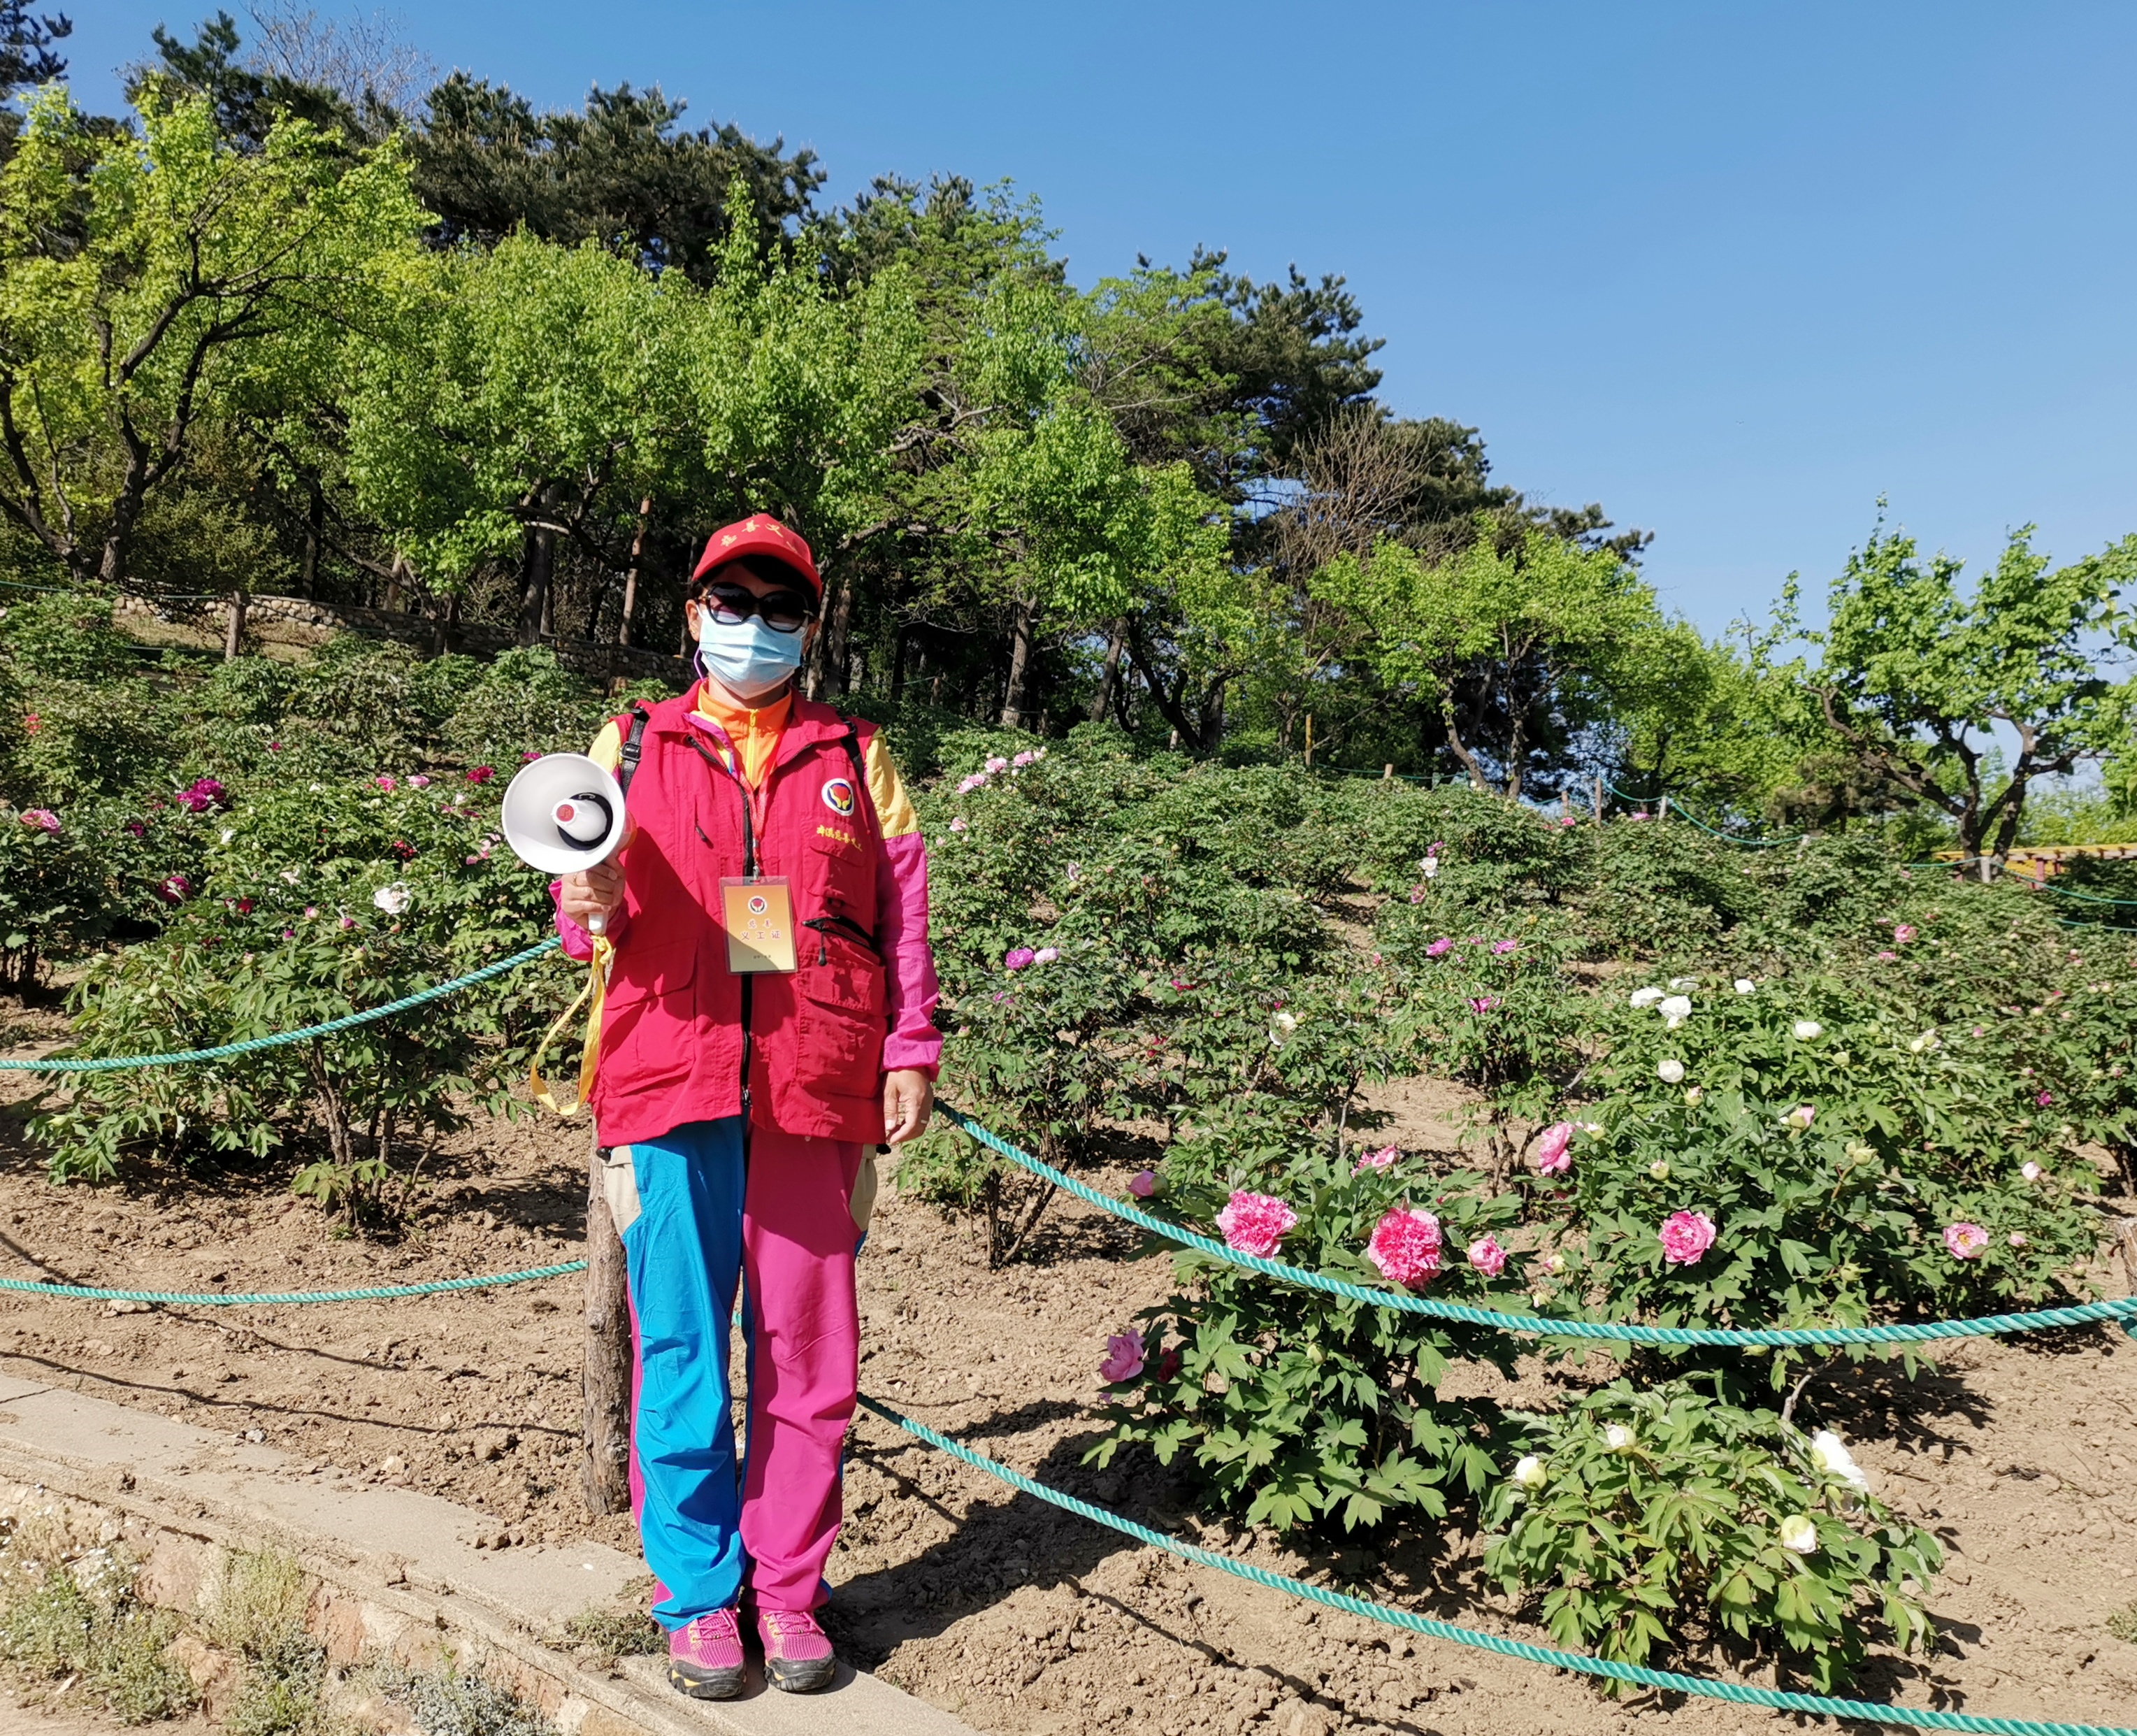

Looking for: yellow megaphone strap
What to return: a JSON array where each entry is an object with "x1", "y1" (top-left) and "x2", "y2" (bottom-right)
[{"x1": 530, "y1": 936, "x2": 611, "y2": 1117}]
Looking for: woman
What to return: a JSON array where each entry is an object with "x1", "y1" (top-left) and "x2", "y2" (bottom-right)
[{"x1": 554, "y1": 513, "x2": 940, "y2": 1698}]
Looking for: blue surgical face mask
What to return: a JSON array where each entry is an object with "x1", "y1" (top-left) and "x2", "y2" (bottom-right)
[{"x1": 696, "y1": 612, "x2": 805, "y2": 702}]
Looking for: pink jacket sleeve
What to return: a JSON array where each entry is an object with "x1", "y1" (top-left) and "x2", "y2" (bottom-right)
[{"x1": 877, "y1": 830, "x2": 943, "y2": 1076}]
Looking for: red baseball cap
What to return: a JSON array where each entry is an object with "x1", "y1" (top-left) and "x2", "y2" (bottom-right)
[{"x1": 691, "y1": 513, "x2": 821, "y2": 596}]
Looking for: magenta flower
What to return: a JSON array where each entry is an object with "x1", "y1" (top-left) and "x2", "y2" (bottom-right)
[
  {"x1": 1367, "y1": 1207, "x2": 1444, "y2": 1286},
  {"x1": 1128, "y1": 1169, "x2": 1157, "y2": 1198},
  {"x1": 17, "y1": 808, "x2": 59, "y2": 833},
  {"x1": 1532, "y1": 1121, "x2": 1574, "y2": 1175},
  {"x1": 1353, "y1": 1144, "x2": 1400, "y2": 1173},
  {"x1": 1467, "y1": 995, "x2": 1502, "y2": 1014},
  {"x1": 1408, "y1": 885, "x2": 1427, "y2": 903},
  {"x1": 1942, "y1": 1221, "x2": 1990, "y2": 1261},
  {"x1": 1424, "y1": 937, "x2": 1453, "y2": 957},
  {"x1": 303, "y1": 905, "x2": 318, "y2": 919},
  {"x1": 465, "y1": 766, "x2": 494, "y2": 784},
  {"x1": 1629, "y1": 810, "x2": 1650, "y2": 822},
  {"x1": 2034, "y1": 1089, "x2": 2052, "y2": 1107},
  {"x1": 1467, "y1": 1234, "x2": 1509, "y2": 1277},
  {"x1": 1098, "y1": 1329, "x2": 1146, "y2": 1384},
  {"x1": 124, "y1": 819, "x2": 147, "y2": 838},
  {"x1": 375, "y1": 775, "x2": 397, "y2": 791},
  {"x1": 1169, "y1": 978, "x2": 1196, "y2": 992},
  {"x1": 1004, "y1": 947, "x2": 1037, "y2": 972},
  {"x1": 1490, "y1": 939, "x2": 1519, "y2": 955},
  {"x1": 1216, "y1": 1191, "x2": 1299, "y2": 1258},
  {"x1": 1893, "y1": 923, "x2": 1917, "y2": 944},
  {"x1": 338, "y1": 914, "x2": 355, "y2": 930},
  {"x1": 154, "y1": 873, "x2": 192, "y2": 905},
  {"x1": 1659, "y1": 1210, "x2": 1718, "y2": 1265}
]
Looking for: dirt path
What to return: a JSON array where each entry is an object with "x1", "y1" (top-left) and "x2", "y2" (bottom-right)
[{"x1": 1, "y1": 1042, "x2": 2134, "y2": 1735}]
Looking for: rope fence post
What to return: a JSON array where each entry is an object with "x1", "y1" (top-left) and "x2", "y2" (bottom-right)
[{"x1": 580, "y1": 1137, "x2": 632, "y2": 1517}]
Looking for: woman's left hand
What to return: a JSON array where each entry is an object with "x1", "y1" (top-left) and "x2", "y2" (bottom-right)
[{"x1": 882, "y1": 1069, "x2": 935, "y2": 1145}]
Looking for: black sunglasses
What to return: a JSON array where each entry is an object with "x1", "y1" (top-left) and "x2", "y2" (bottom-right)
[{"x1": 700, "y1": 584, "x2": 816, "y2": 635}]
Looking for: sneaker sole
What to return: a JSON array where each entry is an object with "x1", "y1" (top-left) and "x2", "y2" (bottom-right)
[
  {"x1": 765, "y1": 1654, "x2": 837, "y2": 1693},
  {"x1": 669, "y1": 1663, "x2": 745, "y2": 1700}
]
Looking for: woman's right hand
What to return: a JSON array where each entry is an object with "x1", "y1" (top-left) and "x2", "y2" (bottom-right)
[{"x1": 560, "y1": 859, "x2": 626, "y2": 931}]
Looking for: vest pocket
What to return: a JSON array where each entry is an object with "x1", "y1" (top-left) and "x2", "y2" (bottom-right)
[
  {"x1": 794, "y1": 931, "x2": 886, "y2": 1096},
  {"x1": 598, "y1": 946, "x2": 698, "y2": 1095}
]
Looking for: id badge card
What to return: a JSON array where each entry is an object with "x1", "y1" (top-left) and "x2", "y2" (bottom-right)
[{"x1": 721, "y1": 877, "x2": 798, "y2": 974}]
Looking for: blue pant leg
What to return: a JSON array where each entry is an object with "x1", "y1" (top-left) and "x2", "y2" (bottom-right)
[{"x1": 622, "y1": 1118, "x2": 747, "y2": 1628}]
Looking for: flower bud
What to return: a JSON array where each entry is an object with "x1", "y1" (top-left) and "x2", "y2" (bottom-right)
[
  {"x1": 1603, "y1": 1423, "x2": 1636, "y2": 1453},
  {"x1": 1657, "y1": 1059, "x2": 1685, "y2": 1084},
  {"x1": 1792, "y1": 1020, "x2": 1822, "y2": 1040},
  {"x1": 1512, "y1": 1454, "x2": 1547, "y2": 1488},
  {"x1": 1648, "y1": 1159, "x2": 1670, "y2": 1181},
  {"x1": 1777, "y1": 1514, "x2": 1819, "y2": 1555}
]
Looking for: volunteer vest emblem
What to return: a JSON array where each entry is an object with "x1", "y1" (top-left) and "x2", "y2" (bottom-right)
[{"x1": 821, "y1": 776, "x2": 857, "y2": 817}]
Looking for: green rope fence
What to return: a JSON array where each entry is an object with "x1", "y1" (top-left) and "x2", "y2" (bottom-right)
[
  {"x1": 858, "y1": 1394, "x2": 2136, "y2": 1736},
  {"x1": 0, "y1": 1261, "x2": 587, "y2": 1307},
  {"x1": 0, "y1": 938, "x2": 564, "y2": 1073},
  {"x1": 935, "y1": 1105, "x2": 2137, "y2": 1348}
]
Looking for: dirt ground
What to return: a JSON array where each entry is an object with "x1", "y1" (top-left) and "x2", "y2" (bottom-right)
[{"x1": 1, "y1": 1007, "x2": 2135, "y2": 1736}]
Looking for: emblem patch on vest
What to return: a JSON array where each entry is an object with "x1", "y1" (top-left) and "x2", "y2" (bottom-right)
[{"x1": 821, "y1": 776, "x2": 857, "y2": 817}]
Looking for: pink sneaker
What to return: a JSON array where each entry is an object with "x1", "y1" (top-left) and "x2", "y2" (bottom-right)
[
  {"x1": 757, "y1": 1607, "x2": 837, "y2": 1693},
  {"x1": 667, "y1": 1607, "x2": 744, "y2": 1700}
]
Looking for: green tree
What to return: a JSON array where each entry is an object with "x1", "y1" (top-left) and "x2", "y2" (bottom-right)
[
  {"x1": 1314, "y1": 522, "x2": 1666, "y2": 797},
  {"x1": 0, "y1": 87, "x2": 421, "y2": 589},
  {"x1": 1785, "y1": 516, "x2": 2137, "y2": 862}
]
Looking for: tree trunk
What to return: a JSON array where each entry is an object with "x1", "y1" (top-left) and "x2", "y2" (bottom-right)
[
  {"x1": 889, "y1": 622, "x2": 910, "y2": 704},
  {"x1": 384, "y1": 553, "x2": 408, "y2": 615},
  {"x1": 300, "y1": 482, "x2": 322, "y2": 598},
  {"x1": 1000, "y1": 595, "x2": 1037, "y2": 728},
  {"x1": 518, "y1": 501, "x2": 557, "y2": 647},
  {"x1": 432, "y1": 590, "x2": 458, "y2": 658},
  {"x1": 1089, "y1": 619, "x2": 1125, "y2": 723},
  {"x1": 617, "y1": 496, "x2": 652, "y2": 647},
  {"x1": 826, "y1": 566, "x2": 858, "y2": 698},
  {"x1": 580, "y1": 1143, "x2": 633, "y2": 1516},
  {"x1": 223, "y1": 589, "x2": 247, "y2": 661},
  {"x1": 804, "y1": 569, "x2": 838, "y2": 700}
]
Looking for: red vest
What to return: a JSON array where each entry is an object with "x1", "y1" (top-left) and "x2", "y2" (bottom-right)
[{"x1": 590, "y1": 687, "x2": 888, "y2": 1149}]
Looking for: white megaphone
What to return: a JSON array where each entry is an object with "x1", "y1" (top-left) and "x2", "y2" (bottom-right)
[{"x1": 501, "y1": 754, "x2": 629, "y2": 934}]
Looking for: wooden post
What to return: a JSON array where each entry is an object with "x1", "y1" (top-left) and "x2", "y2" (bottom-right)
[
  {"x1": 1382, "y1": 763, "x2": 1395, "y2": 784},
  {"x1": 1658, "y1": 794, "x2": 1669, "y2": 824},
  {"x1": 580, "y1": 1143, "x2": 633, "y2": 1516},
  {"x1": 223, "y1": 589, "x2": 248, "y2": 661},
  {"x1": 2115, "y1": 1215, "x2": 2137, "y2": 1296},
  {"x1": 1303, "y1": 713, "x2": 1314, "y2": 768}
]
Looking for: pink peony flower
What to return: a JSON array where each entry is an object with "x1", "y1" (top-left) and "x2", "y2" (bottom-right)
[
  {"x1": 375, "y1": 775, "x2": 396, "y2": 791},
  {"x1": 1659, "y1": 1209, "x2": 1718, "y2": 1265},
  {"x1": 1467, "y1": 996, "x2": 1502, "y2": 1014},
  {"x1": 21, "y1": 712, "x2": 38, "y2": 735},
  {"x1": 1353, "y1": 1144, "x2": 1400, "y2": 1173},
  {"x1": 1467, "y1": 1234, "x2": 1509, "y2": 1277},
  {"x1": 1875, "y1": 949, "x2": 1898, "y2": 961},
  {"x1": 2020, "y1": 1161, "x2": 2042, "y2": 1182},
  {"x1": 1532, "y1": 1121, "x2": 1574, "y2": 1175},
  {"x1": 1128, "y1": 1169, "x2": 1157, "y2": 1198},
  {"x1": 1894, "y1": 923, "x2": 1917, "y2": 943},
  {"x1": 957, "y1": 773, "x2": 987, "y2": 794},
  {"x1": 1034, "y1": 946, "x2": 1059, "y2": 964},
  {"x1": 2007, "y1": 1231, "x2": 2028, "y2": 1247},
  {"x1": 1942, "y1": 1221, "x2": 1990, "y2": 1260},
  {"x1": 338, "y1": 914, "x2": 355, "y2": 930},
  {"x1": 1012, "y1": 750, "x2": 1037, "y2": 767},
  {"x1": 268, "y1": 740, "x2": 283, "y2": 752},
  {"x1": 1424, "y1": 937, "x2": 1453, "y2": 957},
  {"x1": 155, "y1": 873, "x2": 192, "y2": 905},
  {"x1": 1005, "y1": 947, "x2": 1037, "y2": 971},
  {"x1": 17, "y1": 808, "x2": 59, "y2": 833},
  {"x1": 303, "y1": 905, "x2": 318, "y2": 919},
  {"x1": 1491, "y1": 939, "x2": 1519, "y2": 954},
  {"x1": 410, "y1": 774, "x2": 431, "y2": 788},
  {"x1": 1216, "y1": 1191, "x2": 1298, "y2": 1258},
  {"x1": 985, "y1": 756, "x2": 1009, "y2": 773},
  {"x1": 465, "y1": 766, "x2": 494, "y2": 784},
  {"x1": 1098, "y1": 1329, "x2": 1145, "y2": 1384},
  {"x1": 1152, "y1": 1344, "x2": 1182, "y2": 1382},
  {"x1": 1367, "y1": 1207, "x2": 1444, "y2": 1286},
  {"x1": 949, "y1": 817, "x2": 967, "y2": 832},
  {"x1": 1408, "y1": 885, "x2": 1427, "y2": 903},
  {"x1": 1169, "y1": 978, "x2": 1196, "y2": 992},
  {"x1": 2034, "y1": 1089, "x2": 2053, "y2": 1107},
  {"x1": 1629, "y1": 810, "x2": 1650, "y2": 822},
  {"x1": 124, "y1": 819, "x2": 147, "y2": 838},
  {"x1": 519, "y1": 751, "x2": 540, "y2": 763}
]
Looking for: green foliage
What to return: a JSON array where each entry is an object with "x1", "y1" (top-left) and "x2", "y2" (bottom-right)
[
  {"x1": 1482, "y1": 1382, "x2": 1941, "y2": 1691},
  {"x1": 0, "y1": 1528, "x2": 195, "y2": 1725},
  {"x1": 0, "y1": 803, "x2": 115, "y2": 991}
]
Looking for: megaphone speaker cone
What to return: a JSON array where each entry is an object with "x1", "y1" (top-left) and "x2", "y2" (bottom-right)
[{"x1": 502, "y1": 754, "x2": 629, "y2": 875}]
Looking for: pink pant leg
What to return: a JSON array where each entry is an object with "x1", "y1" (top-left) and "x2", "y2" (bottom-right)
[{"x1": 739, "y1": 1126, "x2": 863, "y2": 1612}]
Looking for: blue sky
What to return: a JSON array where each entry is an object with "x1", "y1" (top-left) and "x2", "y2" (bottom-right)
[{"x1": 59, "y1": 1, "x2": 2137, "y2": 637}]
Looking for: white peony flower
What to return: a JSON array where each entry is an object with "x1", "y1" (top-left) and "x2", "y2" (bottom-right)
[
  {"x1": 1659, "y1": 995, "x2": 1692, "y2": 1021},
  {"x1": 1268, "y1": 1010, "x2": 1299, "y2": 1049},
  {"x1": 1511, "y1": 1454, "x2": 1547, "y2": 1488},
  {"x1": 372, "y1": 882, "x2": 412, "y2": 916},
  {"x1": 220, "y1": 827, "x2": 236, "y2": 845},
  {"x1": 1628, "y1": 987, "x2": 1666, "y2": 1009},
  {"x1": 1734, "y1": 978, "x2": 1756, "y2": 995},
  {"x1": 1792, "y1": 1020, "x2": 1822, "y2": 1040},
  {"x1": 2020, "y1": 1161, "x2": 2043, "y2": 1182},
  {"x1": 1908, "y1": 1031, "x2": 1939, "y2": 1054},
  {"x1": 1777, "y1": 1514, "x2": 1820, "y2": 1555},
  {"x1": 1419, "y1": 856, "x2": 1439, "y2": 879},
  {"x1": 1657, "y1": 1059, "x2": 1685, "y2": 1084},
  {"x1": 1808, "y1": 1429, "x2": 1869, "y2": 1491},
  {"x1": 1603, "y1": 1423, "x2": 1636, "y2": 1453}
]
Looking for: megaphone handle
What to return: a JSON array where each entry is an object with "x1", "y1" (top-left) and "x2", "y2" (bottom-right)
[{"x1": 587, "y1": 912, "x2": 606, "y2": 936}]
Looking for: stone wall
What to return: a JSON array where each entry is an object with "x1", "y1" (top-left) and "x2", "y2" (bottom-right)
[{"x1": 113, "y1": 592, "x2": 689, "y2": 687}]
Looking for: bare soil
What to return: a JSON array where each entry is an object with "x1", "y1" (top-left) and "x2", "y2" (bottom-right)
[{"x1": 2, "y1": 1008, "x2": 2135, "y2": 1736}]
